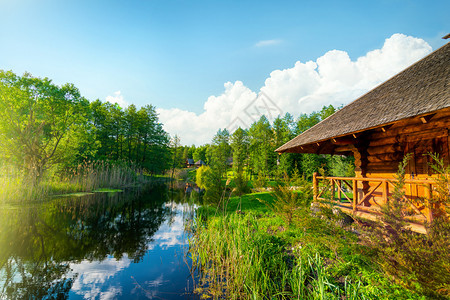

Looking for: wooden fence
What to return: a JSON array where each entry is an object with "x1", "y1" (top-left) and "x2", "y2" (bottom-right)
[{"x1": 312, "y1": 172, "x2": 437, "y2": 224}]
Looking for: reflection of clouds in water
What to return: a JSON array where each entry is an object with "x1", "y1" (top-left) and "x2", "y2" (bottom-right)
[
  {"x1": 146, "y1": 274, "x2": 167, "y2": 287},
  {"x1": 153, "y1": 203, "x2": 194, "y2": 249},
  {"x1": 67, "y1": 202, "x2": 195, "y2": 299},
  {"x1": 69, "y1": 255, "x2": 131, "y2": 299},
  {"x1": 131, "y1": 274, "x2": 169, "y2": 300}
]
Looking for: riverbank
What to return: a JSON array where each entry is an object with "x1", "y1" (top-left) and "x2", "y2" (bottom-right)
[
  {"x1": 188, "y1": 192, "x2": 423, "y2": 299},
  {"x1": 0, "y1": 162, "x2": 171, "y2": 203}
]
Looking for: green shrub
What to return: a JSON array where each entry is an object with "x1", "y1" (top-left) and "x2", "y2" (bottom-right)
[
  {"x1": 261, "y1": 172, "x2": 312, "y2": 225},
  {"x1": 362, "y1": 154, "x2": 450, "y2": 298}
]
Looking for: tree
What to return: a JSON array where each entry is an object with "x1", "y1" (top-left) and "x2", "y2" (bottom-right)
[
  {"x1": 273, "y1": 115, "x2": 294, "y2": 176},
  {"x1": 0, "y1": 70, "x2": 90, "y2": 182},
  {"x1": 211, "y1": 129, "x2": 231, "y2": 177},
  {"x1": 230, "y1": 128, "x2": 250, "y2": 194},
  {"x1": 248, "y1": 116, "x2": 274, "y2": 179},
  {"x1": 193, "y1": 146, "x2": 207, "y2": 163},
  {"x1": 230, "y1": 128, "x2": 249, "y2": 175},
  {"x1": 169, "y1": 135, "x2": 182, "y2": 184}
]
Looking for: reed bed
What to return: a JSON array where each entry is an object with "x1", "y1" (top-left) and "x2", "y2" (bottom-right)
[
  {"x1": 189, "y1": 211, "x2": 367, "y2": 299},
  {"x1": 0, "y1": 161, "x2": 152, "y2": 203}
]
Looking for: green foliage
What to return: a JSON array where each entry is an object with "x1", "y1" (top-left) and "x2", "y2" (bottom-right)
[
  {"x1": 262, "y1": 172, "x2": 313, "y2": 225},
  {"x1": 362, "y1": 154, "x2": 450, "y2": 299},
  {"x1": 190, "y1": 192, "x2": 418, "y2": 299},
  {"x1": 427, "y1": 152, "x2": 450, "y2": 217},
  {"x1": 328, "y1": 155, "x2": 355, "y2": 177},
  {"x1": 248, "y1": 116, "x2": 275, "y2": 179},
  {"x1": 0, "y1": 70, "x2": 90, "y2": 182},
  {"x1": 193, "y1": 145, "x2": 208, "y2": 162},
  {"x1": 203, "y1": 164, "x2": 225, "y2": 204},
  {"x1": 231, "y1": 172, "x2": 251, "y2": 196},
  {"x1": 195, "y1": 165, "x2": 210, "y2": 189},
  {"x1": 200, "y1": 104, "x2": 353, "y2": 193},
  {"x1": 0, "y1": 70, "x2": 171, "y2": 199}
]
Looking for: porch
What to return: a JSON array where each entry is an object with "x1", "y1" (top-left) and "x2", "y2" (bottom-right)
[{"x1": 312, "y1": 173, "x2": 438, "y2": 234}]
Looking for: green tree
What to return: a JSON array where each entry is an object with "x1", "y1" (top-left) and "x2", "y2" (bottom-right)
[
  {"x1": 230, "y1": 128, "x2": 250, "y2": 194},
  {"x1": 273, "y1": 115, "x2": 294, "y2": 177},
  {"x1": 0, "y1": 70, "x2": 90, "y2": 182},
  {"x1": 248, "y1": 116, "x2": 274, "y2": 180},
  {"x1": 193, "y1": 145, "x2": 207, "y2": 163}
]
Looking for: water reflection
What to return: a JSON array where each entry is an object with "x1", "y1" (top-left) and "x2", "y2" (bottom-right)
[{"x1": 0, "y1": 185, "x2": 197, "y2": 299}]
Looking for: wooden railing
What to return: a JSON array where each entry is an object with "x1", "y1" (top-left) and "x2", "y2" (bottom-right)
[{"x1": 312, "y1": 172, "x2": 437, "y2": 223}]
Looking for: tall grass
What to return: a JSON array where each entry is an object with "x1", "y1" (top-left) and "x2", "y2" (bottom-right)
[
  {"x1": 0, "y1": 160, "x2": 152, "y2": 203},
  {"x1": 189, "y1": 212, "x2": 365, "y2": 299}
]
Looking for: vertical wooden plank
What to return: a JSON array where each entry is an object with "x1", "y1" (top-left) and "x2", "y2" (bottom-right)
[
  {"x1": 313, "y1": 172, "x2": 318, "y2": 201},
  {"x1": 352, "y1": 179, "x2": 357, "y2": 212},
  {"x1": 337, "y1": 180, "x2": 342, "y2": 202},
  {"x1": 382, "y1": 179, "x2": 388, "y2": 205},
  {"x1": 425, "y1": 183, "x2": 433, "y2": 223},
  {"x1": 331, "y1": 179, "x2": 335, "y2": 201}
]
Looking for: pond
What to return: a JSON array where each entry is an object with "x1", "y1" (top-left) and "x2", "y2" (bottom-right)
[{"x1": 0, "y1": 185, "x2": 199, "y2": 299}]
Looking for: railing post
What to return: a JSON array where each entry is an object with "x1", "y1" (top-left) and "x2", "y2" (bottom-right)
[
  {"x1": 352, "y1": 179, "x2": 357, "y2": 212},
  {"x1": 331, "y1": 178, "x2": 335, "y2": 201},
  {"x1": 313, "y1": 172, "x2": 318, "y2": 201},
  {"x1": 425, "y1": 183, "x2": 433, "y2": 223},
  {"x1": 337, "y1": 180, "x2": 342, "y2": 202},
  {"x1": 382, "y1": 179, "x2": 388, "y2": 204}
]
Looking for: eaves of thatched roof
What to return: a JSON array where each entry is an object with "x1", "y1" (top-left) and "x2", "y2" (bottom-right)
[{"x1": 276, "y1": 42, "x2": 450, "y2": 153}]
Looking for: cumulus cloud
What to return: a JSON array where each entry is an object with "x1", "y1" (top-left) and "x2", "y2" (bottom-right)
[
  {"x1": 105, "y1": 90, "x2": 128, "y2": 108},
  {"x1": 255, "y1": 39, "x2": 282, "y2": 47},
  {"x1": 69, "y1": 255, "x2": 131, "y2": 299},
  {"x1": 158, "y1": 33, "x2": 432, "y2": 145}
]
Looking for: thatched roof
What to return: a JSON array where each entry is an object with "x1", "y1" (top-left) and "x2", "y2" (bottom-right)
[{"x1": 276, "y1": 42, "x2": 450, "y2": 153}]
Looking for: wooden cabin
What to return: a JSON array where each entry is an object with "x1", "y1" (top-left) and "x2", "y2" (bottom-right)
[
  {"x1": 194, "y1": 160, "x2": 206, "y2": 168},
  {"x1": 276, "y1": 42, "x2": 450, "y2": 231},
  {"x1": 186, "y1": 158, "x2": 195, "y2": 168}
]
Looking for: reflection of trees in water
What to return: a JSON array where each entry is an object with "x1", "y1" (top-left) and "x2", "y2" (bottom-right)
[{"x1": 0, "y1": 184, "x2": 173, "y2": 299}]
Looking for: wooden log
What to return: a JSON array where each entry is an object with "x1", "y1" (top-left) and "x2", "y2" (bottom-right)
[
  {"x1": 370, "y1": 114, "x2": 450, "y2": 140},
  {"x1": 367, "y1": 144, "x2": 403, "y2": 155},
  {"x1": 367, "y1": 161, "x2": 401, "y2": 171},
  {"x1": 369, "y1": 136, "x2": 399, "y2": 147},
  {"x1": 367, "y1": 153, "x2": 403, "y2": 163}
]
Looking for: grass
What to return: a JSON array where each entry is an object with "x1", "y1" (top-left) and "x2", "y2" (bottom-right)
[
  {"x1": 188, "y1": 192, "x2": 424, "y2": 299},
  {"x1": 0, "y1": 161, "x2": 157, "y2": 203}
]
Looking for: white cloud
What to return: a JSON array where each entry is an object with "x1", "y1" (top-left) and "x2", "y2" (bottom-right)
[
  {"x1": 255, "y1": 39, "x2": 282, "y2": 47},
  {"x1": 158, "y1": 33, "x2": 432, "y2": 145},
  {"x1": 69, "y1": 255, "x2": 131, "y2": 299},
  {"x1": 105, "y1": 90, "x2": 128, "y2": 108}
]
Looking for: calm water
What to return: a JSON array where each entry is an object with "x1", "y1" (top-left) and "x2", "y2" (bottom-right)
[{"x1": 0, "y1": 185, "x2": 199, "y2": 299}]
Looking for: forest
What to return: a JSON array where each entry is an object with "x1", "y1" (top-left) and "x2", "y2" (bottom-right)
[
  {"x1": 0, "y1": 70, "x2": 171, "y2": 201},
  {"x1": 171, "y1": 104, "x2": 355, "y2": 202}
]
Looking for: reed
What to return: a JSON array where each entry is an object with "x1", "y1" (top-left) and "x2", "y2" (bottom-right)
[
  {"x1": 189, "y1": 211, "x2": 369, "y2": 299},
  {"x1": 0, "y1": 160, "x2": 151, "y2": 203}
]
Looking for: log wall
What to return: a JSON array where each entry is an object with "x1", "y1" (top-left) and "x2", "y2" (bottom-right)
[{"x1": 353, "y1": 108, "x2": 450, "y2": 218}]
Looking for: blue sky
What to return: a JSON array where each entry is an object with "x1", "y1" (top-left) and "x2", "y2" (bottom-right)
[{"x1": 0, "y1": 0, "x2": 448, "y2": 144}]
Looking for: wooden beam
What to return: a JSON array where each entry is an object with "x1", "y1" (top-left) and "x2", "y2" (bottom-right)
[
  {"x1": 331, "y1": 137, "x2": 356, "y2": 145},
  {"x1": 335, "y1": 145, "x2": 355, "y2": 152},
  {"x1": 419, "y1": 114, "x2": 434, "y2": 124},
  {"x1": 380, "y1": 124, "x2": 392, "y2": 132}
]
